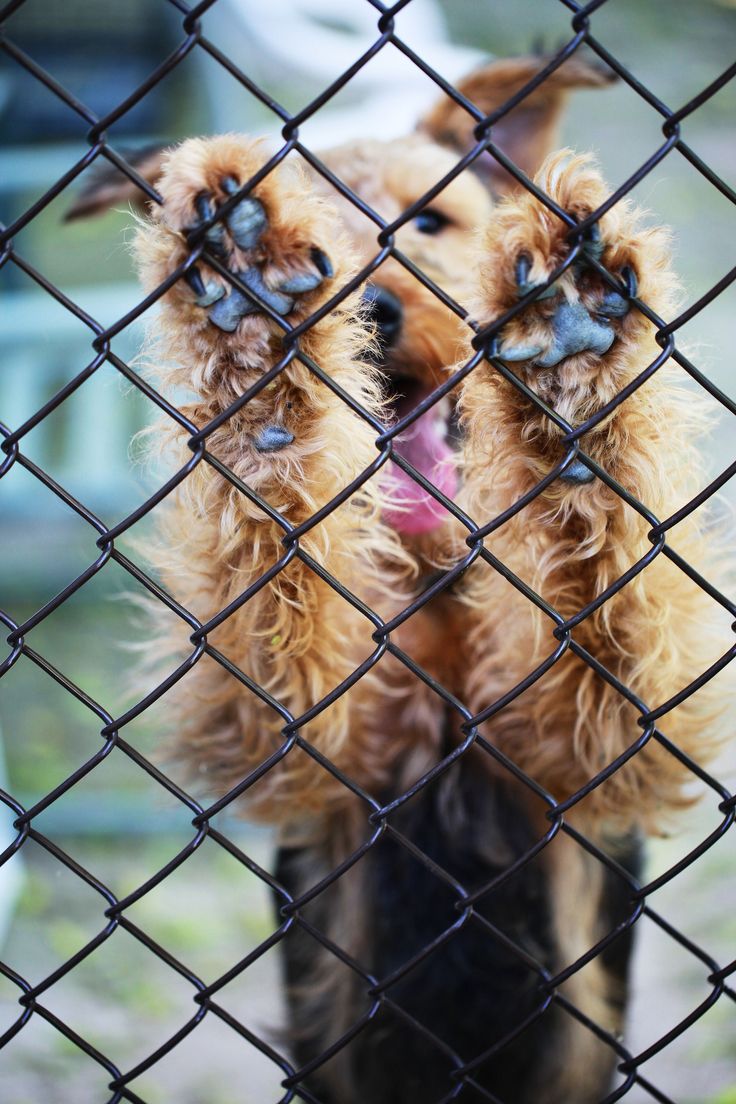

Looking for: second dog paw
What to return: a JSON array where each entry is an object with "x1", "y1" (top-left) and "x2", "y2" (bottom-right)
[
  {"x1": 468, "y1": 151, "x2": 677, "y2": 486},
  {"x1": 474, "y1": 151, "x2": 667, "y2": 412},
  {"x1": 497, "y1": 248, "x2": 637, "y2": 368}
]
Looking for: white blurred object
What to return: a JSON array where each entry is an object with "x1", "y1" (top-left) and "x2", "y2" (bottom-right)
[
  {"x1": 0, "y1": 741, "x2": 22, "y2": 951},
  {"x1": 200, "y1": 0, "x2": 486, "y2": 144}
]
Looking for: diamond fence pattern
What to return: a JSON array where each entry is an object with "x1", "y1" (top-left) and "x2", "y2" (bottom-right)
[{"x1": 1, "y1": 1, "x2": 735, "y2": 1102}]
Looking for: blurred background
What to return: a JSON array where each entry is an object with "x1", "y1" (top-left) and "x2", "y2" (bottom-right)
[{"x1": 1, "y1": 1, "x2": 735, "y2": 1101}]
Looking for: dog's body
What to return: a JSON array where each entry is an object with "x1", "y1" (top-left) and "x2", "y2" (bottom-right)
[{"x1": 90, "y1": 54, "x2": 726, "y2": 1102}]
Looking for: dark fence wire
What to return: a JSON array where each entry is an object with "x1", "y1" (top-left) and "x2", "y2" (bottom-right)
[{"x1": 1, "y1": 1, "x2": 735, "y2": 1101}]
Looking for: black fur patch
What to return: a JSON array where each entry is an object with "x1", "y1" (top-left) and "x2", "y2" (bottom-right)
[{"x1": 275, "y1": 752, "x2": 640, "y2": 1103}]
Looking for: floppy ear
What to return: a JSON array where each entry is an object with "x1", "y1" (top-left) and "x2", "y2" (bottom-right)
[
  {"x1": 64, "y1": 146, "x2": 167, "y2": 221},
  {"x1": 418, "y1": 54, "x2": 615, "y2": 193}
]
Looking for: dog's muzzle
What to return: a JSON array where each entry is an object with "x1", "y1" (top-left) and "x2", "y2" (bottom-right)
[{"x1": 362, "y1": 284, "x2": 403, "y2": 353}]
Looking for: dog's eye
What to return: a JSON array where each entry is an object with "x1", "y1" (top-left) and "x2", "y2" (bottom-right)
[{"x1": 413, "y1": 209, "x2": 451, "y2": 235}]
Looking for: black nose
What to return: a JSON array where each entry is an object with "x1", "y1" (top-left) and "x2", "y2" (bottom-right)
[{"x1": 361, "y1": 284, "x2": 403, "y2": 351}]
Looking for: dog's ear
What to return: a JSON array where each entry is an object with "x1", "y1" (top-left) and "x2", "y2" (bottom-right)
[
  {"x1": 64, "y1": 146, "x2": 167, "y2": 221},
  {"x1": 418, "y1": 55, "x2": 615, "y2": 193}
]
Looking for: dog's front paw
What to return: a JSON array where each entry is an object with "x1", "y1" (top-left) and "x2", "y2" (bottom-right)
[
  {"x1": 497, "y1": 240, "x2": 636, "y2": 372},
  {"x1": 178, "y1": 173, "x2": 333, "y2": 335},
  {"x1": 472, "y1": 151, "x2": 675, "y2": 481},
  {"x1": 136, "y1": 136, "x2": 339, "y2": 353}
]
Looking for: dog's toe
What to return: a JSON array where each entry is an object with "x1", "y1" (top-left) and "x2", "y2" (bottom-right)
[
  {"x1": 515, "y1": 254, "x2": 557, "y2": 301},
  {"x1": 500, "y1": 245, "x2": 636, "y2": 370},
  {"x1": 208, "y1": 285, "x2": 259, "y2": 331},
  {"x1": 226, "y1": 194, "x2": 269, "y2": 250},
  {"x1": 186, "y1": 266, "x2": 226, "y2": 307}
]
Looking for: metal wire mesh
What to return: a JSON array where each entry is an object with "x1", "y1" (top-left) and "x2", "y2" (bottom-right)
[{"x1": 1, "y1": 1, "x2": 735, "y2": 1101}]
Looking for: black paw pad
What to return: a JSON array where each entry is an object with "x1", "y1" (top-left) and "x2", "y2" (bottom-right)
[
  {"x1": 560, "y1": 458, "x2": 596, "y2": 485},
  {"x1": 253, "y1": 425, "x2": 294, "y2": 452},
  {"x1": 208, "y1": 285, "x2": 258, "y2": 332},
  {"x1": 206, "y1": 267, "x2": 296, "y2": 332},
  {"x1": 536, "y1": 300, "x2": 614, "y2": 367},
  {"x1": 226, "y1": 195, "x2": 268, "y2": 250}
]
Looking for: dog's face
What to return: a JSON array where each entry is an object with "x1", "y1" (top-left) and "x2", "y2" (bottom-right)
[
  {"x1": 310, "y1": 56, "x2": 614, "y2": 536},
  {"x1": 312, "y1": 136, "x2": 491, "y2": 535},
  {"x1": 319, "y1": 135, "x2": 491, "y2": 382}
]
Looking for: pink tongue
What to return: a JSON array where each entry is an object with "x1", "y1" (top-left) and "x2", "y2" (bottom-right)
[{"x1": 382, "y1": 411, "x2": 458, "y2": 535}]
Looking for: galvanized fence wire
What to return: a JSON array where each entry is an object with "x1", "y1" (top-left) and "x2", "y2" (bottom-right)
[{"x1": 1, "y1": 0, "x2": 735, "y2": 1100}]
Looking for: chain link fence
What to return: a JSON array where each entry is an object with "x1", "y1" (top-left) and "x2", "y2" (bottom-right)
[{"x1": 1, "y1": 1, "x2": 735, "y2": 1101}]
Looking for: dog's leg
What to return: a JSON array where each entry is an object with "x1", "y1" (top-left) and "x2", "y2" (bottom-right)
[
  {"x1": 133, "y1": 136, "x2": 404, "y2": 818},
  {"x1": 455, "y1": 150, "x2": 724, "y2": 1099},
  {"x1": 459, "y1": 148, "x2": 721, "y2": 827}
]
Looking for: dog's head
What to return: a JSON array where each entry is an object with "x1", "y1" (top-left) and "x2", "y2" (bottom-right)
[{"x1": 313, "y1": 55, "x2": 614, "y2": 536}]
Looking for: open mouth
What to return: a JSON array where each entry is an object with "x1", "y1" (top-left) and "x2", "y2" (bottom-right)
[{"x1": 381, "y1": 369, "x2": 459, "y2": 536}]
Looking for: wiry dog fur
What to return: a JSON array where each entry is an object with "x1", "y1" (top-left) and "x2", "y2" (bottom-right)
[{"x1": 85, "y1": 53, "x2": 729, "y2": 1103}]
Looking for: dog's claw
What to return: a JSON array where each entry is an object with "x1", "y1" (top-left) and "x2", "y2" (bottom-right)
[
  {"x1": 194, "y1": 192, "x2": 227, "y2": 255},
  {"x1": 516, "y1": 255, "x2": 531, "y2": 287},
  {"x1": 253, "y1": 425, "x2": 294, "y2": 452},
  {"x1": 194, "y1": 193, "x2": 215, "y2": 223},
  {"x1": 186, "y1": 266, "x2": 207, "y2": 298},
  {"x1": 516, "y1": 254, "x2": 532, "y2": 289},
  {"x1": 581, "y1": 222, "x2": 605, "y2": 260},
  {"x1": 622, "y1": 265, "x2": 637, "y2": 298},
  {"x1": 227, "y1": 196, "x2": 268, "y2": 250},
  {"x1": 311, "y1": 247, "x2": 333, "y2": 278},
  {"x1": 515, "y1": 254, "x2": 557, "y2": 301}
]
